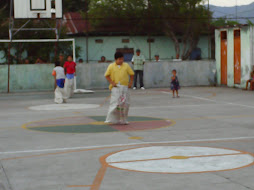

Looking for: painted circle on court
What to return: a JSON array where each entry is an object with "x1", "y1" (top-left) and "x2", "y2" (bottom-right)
[
  {"x1": 23, "y1": 116, "x2": 174, "y2": 133},
  {"x1": 29, "y1": 104, "x2": 100, "y2": 111},
  {"x1": 105, "y1": 146, "x2": 254, "y2": 174}
]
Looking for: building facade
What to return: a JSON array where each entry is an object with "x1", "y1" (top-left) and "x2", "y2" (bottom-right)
[
  {"x1": 215, "y1": 25, "x2": 254, "y2": 88},
  {"x1": 75, "y1": 35, "x2": 211, "y2": 62}
]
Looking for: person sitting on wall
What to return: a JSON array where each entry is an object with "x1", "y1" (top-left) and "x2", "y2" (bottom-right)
[
  {"x1": 99, "y1": 56, "x2": 106, "y2": 63},
  {"x1": 154, "y1": 54, "x2": 161, "y2": 62},
  {"x1": 35, "y1": 57, "x2": 45, "y2": 64},
  {"x1": 98, "y1": 56, "x2": 111, "y2": 63},
  {"x1": 245, "y1": 66, "x2": 254, "y2": 90},
  {"x1": 78, "y1": 59, "x2": 84, "y2": 63},
  {"x1": 24, "y1": 59, "x2": 30, "y2": 64}
]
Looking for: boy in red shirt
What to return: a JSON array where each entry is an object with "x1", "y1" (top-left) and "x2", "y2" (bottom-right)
[{"x1": 64, "y1": 55, "x2": 76, "y2": 98}]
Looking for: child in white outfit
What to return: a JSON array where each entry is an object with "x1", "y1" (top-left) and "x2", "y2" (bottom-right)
[{"x1": 52, "y1": 61, "x2": 67, "y2": 104}]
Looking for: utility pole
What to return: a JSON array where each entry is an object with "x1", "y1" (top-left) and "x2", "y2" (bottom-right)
[
  {"x1": 236, "y1": 0, "x2": 238, "y2": 21},
  {"x1": 85, "y1": 0, "x2": 89, "y2": 63},
  {"x1": 208, "y1": 0, "x2": 211, "y2": 59}
]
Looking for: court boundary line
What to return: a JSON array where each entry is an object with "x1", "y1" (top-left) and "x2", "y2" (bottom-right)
[
  {"x1": 161, "y1": 91, "x2": 254, "y2": 109},
  {"x1": 1, "y1": 136, "x2": 254, "y2": 155}
]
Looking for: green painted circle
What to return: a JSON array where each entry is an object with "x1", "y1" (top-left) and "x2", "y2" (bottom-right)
[{"x1": 23, "y1": 116, "x2": 173, "y2": 133}]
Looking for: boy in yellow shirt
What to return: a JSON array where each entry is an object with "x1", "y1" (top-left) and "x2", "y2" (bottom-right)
[{"x1": 105, "y1": 52, "x2": 134, "y2": 124}]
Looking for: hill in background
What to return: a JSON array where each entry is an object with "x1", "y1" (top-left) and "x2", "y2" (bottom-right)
[{"x1": 209, "y1": 2, "x2": 254, "y2": 24}]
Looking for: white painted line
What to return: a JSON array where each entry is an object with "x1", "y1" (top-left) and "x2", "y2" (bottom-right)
[
  {"x1": 29, "y1": 104, "x2": 100, "y2": 111},
  {"x1": 131, "y1": 104, "x2": 225, "y2": 110},
  {"x1": 181, "y1": 94, "x2": 217, "y2": 102},
  {"x1": 161, "y1": 91, "x2": 254, "y2": 109},
  {"x1": 161, "y1": 91, "x2": 217, "y2": 103},
  {"x1": 226, "y1": 102, "x2": 254, "y2": 109},
  {"x1": 0, "y1": 136, "x2": 254, "y2": 155}
]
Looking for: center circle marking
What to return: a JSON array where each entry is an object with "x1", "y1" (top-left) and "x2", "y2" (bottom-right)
[{"x1": 105, "y1": 146, "x2": 254, "y2": 174}]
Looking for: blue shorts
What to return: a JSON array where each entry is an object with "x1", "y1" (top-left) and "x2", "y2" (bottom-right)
[
  {"x1": 66, "y1": 74, "x2": 75, "y2": 79},
  {"x1": 56, "y1": 79, "x2": 65, "y2": 88}
]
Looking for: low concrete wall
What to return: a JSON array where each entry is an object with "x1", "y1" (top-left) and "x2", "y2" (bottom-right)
[
  {"x1": 0, "y1": 64, "x2": 54, "y2": 93},
  {"x1": 0, "y1": 65, "x2": 8, "y2": 93},
  {"x1": 0, "y1": 60, "x2": 216, "y2": 93},
  {"x1": 144, "y1": 60, "x2": 216, "y2": 88},
  {"x1": 76, "y1": 60, "x2": 216, "y2": 89}
]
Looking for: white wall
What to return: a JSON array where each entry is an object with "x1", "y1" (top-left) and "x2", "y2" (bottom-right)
[{"x1": 215, "y1": 26, "x2": 253, "y2": 88}]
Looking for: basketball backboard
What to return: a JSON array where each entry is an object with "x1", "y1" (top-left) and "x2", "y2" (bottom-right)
[{"x1": 14, "y1": 0, "x2": 62, "y2": 19}]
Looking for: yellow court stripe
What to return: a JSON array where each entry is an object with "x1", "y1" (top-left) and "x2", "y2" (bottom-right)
[
  {"x1": 67, "y1": 185, "x2": 93, "y2": 188},
  {"x1": 174, "y1": 114, "x2": 254, "y2": 121}
]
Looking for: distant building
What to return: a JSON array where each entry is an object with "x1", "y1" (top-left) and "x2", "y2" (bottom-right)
[
  {"x1": 215, "y1": 25, "x2": 254, "y2": 88},
  {"x1": 63, "y1": 12, "x2": 211, "y2": 62}
]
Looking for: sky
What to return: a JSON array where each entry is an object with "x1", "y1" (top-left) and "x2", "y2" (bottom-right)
[{"x1": 206, "y1": 0, "x2": 254, "y2": 7}]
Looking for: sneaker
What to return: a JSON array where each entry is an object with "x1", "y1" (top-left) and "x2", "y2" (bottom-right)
[
  {"x1": 133, "y1": 87, "x2": 137, "y2": 90},
  {"x1": 141, "y1": 87, "x2": 145, "y2": 90}
]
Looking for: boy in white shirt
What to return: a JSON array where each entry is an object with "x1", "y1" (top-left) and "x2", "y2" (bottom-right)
[
  {"x1": 131, "y1": 49, "x2": 145, "y2": 90},
  {"x1": 52, "y1": 61, "x2": 67, "y2": 104}
]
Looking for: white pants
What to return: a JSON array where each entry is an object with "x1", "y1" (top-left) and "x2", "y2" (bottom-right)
[
  {"x1": 54, "y1": 86, "x2": 67, "y2": 104},
  {"x1": 65, "y1": 78, "x2": 74, "y2": 99},
  {"x1": 105, "y1": 85, "x2": 130, "y2": 124}
]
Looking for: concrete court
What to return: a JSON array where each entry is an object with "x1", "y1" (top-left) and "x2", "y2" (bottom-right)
[{"x1": 0, "y1": 87, "x2": 254, "y2": 190}]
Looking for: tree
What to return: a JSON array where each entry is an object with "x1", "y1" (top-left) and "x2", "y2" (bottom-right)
[
  {"x1": 63, "y1": 0, "x2": 87, "y2": 12},
  {"x1": 88, "y1": 0, "x2": 211, "y2": 60}
]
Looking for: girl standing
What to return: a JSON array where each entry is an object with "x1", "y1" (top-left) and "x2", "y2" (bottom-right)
[{"x1": 171, "y1": 70, "x2": 180, "y2": 98}]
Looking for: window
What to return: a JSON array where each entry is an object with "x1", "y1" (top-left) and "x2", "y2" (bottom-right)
[
  {"x1": 147, "y1": 38, "x2": 155, "y2": 43},
  {"x1": 221, "y1": 31, "x2": 227, "y2": 40},
  {"x1": 116, "y1": 48, "x2": 134, "y2": 62},
  {"x1": 95, "y1": 39, "x2": 103, "y2": 43},
  {"x1": 234, "y1": 30, "x2": 240, "y2": 37},
  {"x1": 122, "y1": 39, "x2": 130, "y2": 43}
]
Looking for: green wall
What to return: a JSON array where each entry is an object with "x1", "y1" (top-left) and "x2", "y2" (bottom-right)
[
  {"x1": 0, "y1": 61, "x2": 215, "y2": 93},
  {"x1": 75, "y1": 36, "x2": 210, "y2": 62},
  {"x1": 0, "y1": 64, "x2": 54, "y2": 93},
  {"x1": 0, "y1": 65, "x2": 8, "y2": 92}
]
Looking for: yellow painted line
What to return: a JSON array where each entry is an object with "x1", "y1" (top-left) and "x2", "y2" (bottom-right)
[
  {"x1": 73, "y1": 112, "x2": 82, "y2": 114},
  {"x1": 174, "y1": 114, "x2": 254, "y2": 121},
  {"x1": 170, "y1": 156, "x2": 189, "y2": 159},
  {"x1": 128, "y1": 137, "x2": 144, "y2": 140},
  {"x1": 67, "y1": 185, "x2": 93, "y2": 188}
]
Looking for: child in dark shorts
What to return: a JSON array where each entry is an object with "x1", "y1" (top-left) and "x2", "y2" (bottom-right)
[{"x1": 171, "y1": 69, "x2": 180, "y2": 98}]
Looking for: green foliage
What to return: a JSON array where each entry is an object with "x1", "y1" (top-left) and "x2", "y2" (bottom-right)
[
  {"x1": 211, "y1": 18, "x2": 240, "y2": 27},
  {"x1": 0, "y1": 0, "x2": 81, "y2": 64},
  {"x1": 247, "y1": 19, "x2": 254, "y2": 26},
  {"x1": 63, "y1": 0, "x2": 88, "y2": 12},
  {"x1": 88, "y1": 0, "x2": 210, "y2": 59}
]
